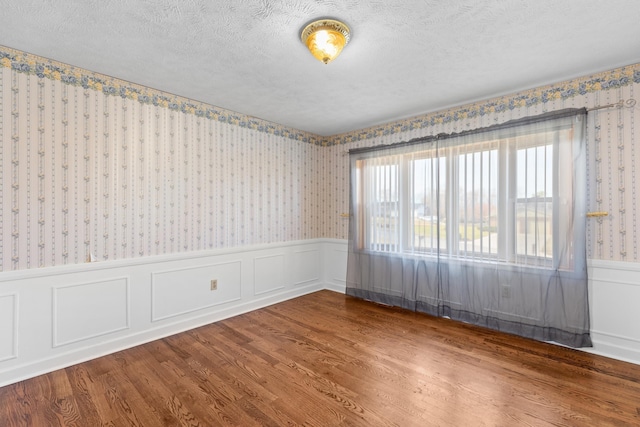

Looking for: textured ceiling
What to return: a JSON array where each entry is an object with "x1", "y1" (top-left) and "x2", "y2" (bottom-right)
[{"x1": 2, "y1": 0, "x2": 640, "y2": 136}]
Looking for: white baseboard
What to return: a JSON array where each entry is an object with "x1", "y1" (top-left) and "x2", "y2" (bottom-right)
[
  {"x1": 586, "y1": 332, "x2": 640, "y2": 366},
  {"x1": 324, "y1": 283, "x2": 347, "y2": 293}
]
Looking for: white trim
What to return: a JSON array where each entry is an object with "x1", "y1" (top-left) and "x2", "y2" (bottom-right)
[
  {"x1": 588, "y1": 258, "x2": 640, "y2": 271},
  {"x1": 589, "y1": 277, "x2": 640, "y2": 287},
  {"x1": 292, "y1": 248, "x2": 321, "y2": 285},
  {"x1": 150, "y1": 260, "x2": 243, "y2": 322},
  {"x1": 590, "y1": 329, "x2": 640, "y2": 344},
  {"x1": 0, "y1": 293, "x2": 18, "y2": 363},
  {"x1": 51, "y1": 277, "x2": 131, "y2": 347},
  {"x1": 586, "y1": 336, "x2": 640, "y2": 366},
  {"x1": 253, "y1": 253, "x2": 286, "y2": 296},
  {"x1": 0, "y1": 239, "x2": 318, "y2": 283},
  {"x1": 587, "y1": 258, "x2": 640, "y2": 364},
  {"x1": 324, "y1": 282, "x2": 347, "y2": 293}
]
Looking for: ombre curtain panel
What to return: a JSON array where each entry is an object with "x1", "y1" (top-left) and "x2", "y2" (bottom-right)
[{"x1": 346, "y1": 109, "x2": 591, "y2": 348}]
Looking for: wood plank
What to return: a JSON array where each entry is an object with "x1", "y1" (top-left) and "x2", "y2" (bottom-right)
[{"x1": 1, "y1": 290, "x2": 640, "y2": 426}]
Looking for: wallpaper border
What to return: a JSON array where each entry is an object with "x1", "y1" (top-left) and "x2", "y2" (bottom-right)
[
  {"x1": 0, "y1": 44, "x2": 321, "y2": 145},
  {"x1": 2, "y1": 44, "x2": 639, "y2": 147},
  {"x1": 325, "y1": 64, "x2": 640, "y2": 146}
]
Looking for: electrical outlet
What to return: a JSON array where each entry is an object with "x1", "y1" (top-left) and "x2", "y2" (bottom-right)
[
  {"x1": 501, "y1": 284, "x2": 511, "y2": 299},
  {"x1": 210, "y1": 279, "x2": 217, "y2": 291}
]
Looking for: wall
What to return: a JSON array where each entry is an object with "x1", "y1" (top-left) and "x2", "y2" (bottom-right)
[
  {"x1": 0, "y1": 45, "x2": 329, "y2": 387},
  {"x1": 0, "y1": 46, "x2": 323, "y2": 272},
  {"x1": 320, "y1": 65, "x2": 640, "y2": 364},
  {"x1": 1, "y1": 45, "x2": 640, "y2": 386}
]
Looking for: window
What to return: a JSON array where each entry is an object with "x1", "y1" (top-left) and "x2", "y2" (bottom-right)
[
  {"x1": 347, "y1": 110, "x2": 590, "y2": 348},
  {"x1": 353, "y1": 121, "x2": 580, "y2": 271}
]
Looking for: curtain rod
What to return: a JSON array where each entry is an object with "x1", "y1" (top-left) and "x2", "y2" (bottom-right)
[{"x1": 348, "y1": 107, "x2": 586, "y2": 156}]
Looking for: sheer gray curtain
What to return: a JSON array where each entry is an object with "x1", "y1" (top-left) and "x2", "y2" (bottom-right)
[{"x1": 346, "y1": 109, "x2": 591, "y2": 348}]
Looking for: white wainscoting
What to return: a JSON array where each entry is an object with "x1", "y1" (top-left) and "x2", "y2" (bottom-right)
[
  {"x1": 254, "y1": 253, "x2": 286, "y2": 296},
  {"x1": 0, "y1": 240, "x2": 328, "y2": 387},
  {"x1": 292, "y1": 248, "x2": 321, "y2": 286},
  {"x1": 587, "y1": 259, "x2": 640, "y2": 365},
  {"x1": 1, "y1": 239, "x2": 638, "y2": 387},
  {"x1": 322, "y1": 240, "x2": 348, "y2": 293},
  {"x1": 53, "y1": 277, "x2": 130, "y2": 347},
  {"x1": 151, "y1": 261, "x2": 243, "y2": 322}
]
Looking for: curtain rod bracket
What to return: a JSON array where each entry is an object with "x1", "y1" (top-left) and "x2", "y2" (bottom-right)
[
  {"x1": 587, "y1": 98, "x2": 636, "y2": 112},
  {"x1": 586, "y1": 211, "x2": 609, "y2": 218}
]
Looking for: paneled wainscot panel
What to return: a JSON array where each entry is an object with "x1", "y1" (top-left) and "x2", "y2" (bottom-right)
[
  {"x1": 151, "y1": 261, "x2": 242, "y2": 322},
  {"x1": 292, "y1": 249, "x2": 320, "y2": 285},
  {"x1": 0, "y1": 294, "x2": 18, "y2": 362},
  {"x1": 588, "y1": 260, "x2": 640, "y2": 363},
  {"x1": 323, "y1": 242, "x2": 348, "y2": 292},
  {"x1": 53, "y1": 278, "x2": 130, "y2": 347},
  {"x1": 254, "y1": 254, "x2": 285, "y2": 295}
]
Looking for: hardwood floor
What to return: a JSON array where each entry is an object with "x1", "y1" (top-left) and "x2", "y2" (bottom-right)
[{"x1": 1, "y1": 290, "x2": 639, "y2": 426}]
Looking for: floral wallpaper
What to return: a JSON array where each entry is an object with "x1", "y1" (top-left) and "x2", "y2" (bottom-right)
[
  {"x1": 0, "y1": 48, "x2": 322, "y2": 271},
  {"x1": 1, "y1": 44, "x2": 640, "y2": 271}
]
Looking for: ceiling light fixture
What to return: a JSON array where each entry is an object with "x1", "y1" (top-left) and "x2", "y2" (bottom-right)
[{"x1": 300, "y1": 19, "x2": 351, "y2": 64}]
